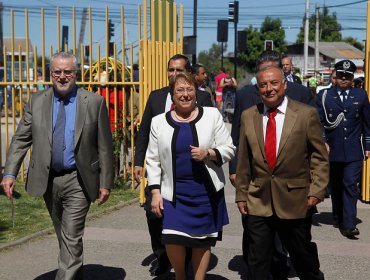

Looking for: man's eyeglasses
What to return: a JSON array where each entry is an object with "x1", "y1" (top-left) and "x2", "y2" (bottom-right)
[
  {"x1": 51, "y1": 69, "x2": 77, "y2": 77},
  {"x1": 336, "y1": 72, "x2": 353, "y2": 80}
]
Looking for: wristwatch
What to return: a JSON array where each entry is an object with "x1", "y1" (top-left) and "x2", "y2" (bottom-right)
[{"x1": 206, "y1": 149, "x2": 211, "y2": 160}]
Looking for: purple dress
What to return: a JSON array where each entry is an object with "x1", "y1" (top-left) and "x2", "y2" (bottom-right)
[{"x1": 162, "y1": 118, "x2": 229, "y2": 248}]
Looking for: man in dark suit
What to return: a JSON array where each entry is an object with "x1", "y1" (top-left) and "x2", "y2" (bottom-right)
[
  {"x1": 281, "y1": 55, "x2": 302, "y2": 84},
  {"x1": 316, "y1": 60, "x2": 370, "y2": 238},
  {"x1": 229, "y1": 50, "x2": 313, "y2": 279},
  {"x1": 134, "y1": 54, "x2": 213, "y2": 276},
  {"x1": 236, "y1": 65, "x2": 328, "y2": 280},
  {"x1": 1, "y1": 52, "x2": 114, "y2": 279}
]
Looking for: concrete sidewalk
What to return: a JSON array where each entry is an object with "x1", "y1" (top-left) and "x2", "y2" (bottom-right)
[{"x1": 1, "y1": 167, "x2": 370, "y2": 280}]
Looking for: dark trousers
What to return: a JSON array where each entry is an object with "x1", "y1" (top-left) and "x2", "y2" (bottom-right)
[
  {"x1": 245, "y1": 215, "x2": 324, "y2": 280},
  {"x1": 242, "y1": 215, "x2": 289, "y2": 280},
  {"x1": 330, "y1": 161, "x2": 362, "y2": 230}
]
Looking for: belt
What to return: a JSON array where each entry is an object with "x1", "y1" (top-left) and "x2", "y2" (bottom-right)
[{"x1": 50, "y1": 168, "x2": 77, "y2": 177}]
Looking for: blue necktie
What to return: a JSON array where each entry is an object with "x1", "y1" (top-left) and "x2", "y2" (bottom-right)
[
  {"x1": 340, "y1": 91, "x2": 347, "y2": 103},
  {"x1": 51, "y1": 99, "x2": 66, "y2": 172}
]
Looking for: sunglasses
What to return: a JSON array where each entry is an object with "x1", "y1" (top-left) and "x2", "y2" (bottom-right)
[{"x1": 336, "y1": 72, "x2": 353, "y2": 80}]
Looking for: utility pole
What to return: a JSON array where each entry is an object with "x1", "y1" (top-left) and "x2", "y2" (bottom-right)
[
  {"x1": 0, "y1": 2, "x2": 3, "y2": 66},
  {"x1": 192, "y1": 0, "x2": 197, "y2": 65},
  {"x1": 314, "y1": 3, "x2": 320, "y2": 73},
  {"x1": 228, "y1": 1, "x2": 238, "y2": 79},
  {"x1": 304, "y1": 0, "x2": 309, "y2": 76},
  {"x1": 77, "y1": 8, "x2": 87, "y2": 63}
]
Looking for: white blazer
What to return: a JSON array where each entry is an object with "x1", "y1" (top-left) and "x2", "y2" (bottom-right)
[{"x1": 146, "y1": 107, "x2": 236, "y2": 201}]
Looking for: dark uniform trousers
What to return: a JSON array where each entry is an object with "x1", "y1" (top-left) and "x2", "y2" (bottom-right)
[{"x1": 330, "y1": 161, "x2": 362, "y2": 230}]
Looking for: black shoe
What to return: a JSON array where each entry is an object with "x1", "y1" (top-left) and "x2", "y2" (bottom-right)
[
  {"x1": 149, "y1": 259, "x2": 171, "y2": 276},
  {"x1": 340, "y1": 228, "x2": 360, "y2": 238}
]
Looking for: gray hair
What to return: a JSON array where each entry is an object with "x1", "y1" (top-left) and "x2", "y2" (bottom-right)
[
  {"x1": 50, "y1": 51, "x2": 78, "y2": 70},
  {"x1": 256, "y1": 65, "x2": 286, "y2": 83}
]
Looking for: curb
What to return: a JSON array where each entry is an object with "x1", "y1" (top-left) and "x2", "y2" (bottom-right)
[{"x1": 0, "y1": 197, "x2": 140, "y2": 252}]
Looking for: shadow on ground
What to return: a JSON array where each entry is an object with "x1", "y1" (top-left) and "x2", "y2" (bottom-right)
[{"x1": 33, "y1": 264, "x2": 125, "y2": 280}]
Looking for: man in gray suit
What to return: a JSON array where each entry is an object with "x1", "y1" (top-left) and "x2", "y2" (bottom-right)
[{"x1": 1, "y1": 52, "x2": 114, "y2": 280}]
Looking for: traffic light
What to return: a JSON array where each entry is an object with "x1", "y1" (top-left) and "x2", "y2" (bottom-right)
[
  {"x1": 228, "y1": 1, "x2": 239, "y2": 23},
  {"x1": 108, "y1": 20, "x2": 115, "y2": 41},
  {"x1": 85, "y1": 45, "x2": 90, "y2": 58},
  {"x1": 264, "y1": 40, "x2": 274, "y2": 51}
]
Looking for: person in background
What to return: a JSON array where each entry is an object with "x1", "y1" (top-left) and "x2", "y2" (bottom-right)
[
  {"x1": 315, "y1": 59, "x2": 370, "y2": 239},
  {"x1": 220, "y1": 70, "x2": 238, "y2": 117},
  {"x1": 214, "y1": 67, "x2": 226, "y2": 111},
  {"x1": 281, "y1": 55, "x2": 302, "y2": 84},
  {"x1": 134, "y1": 54, "x2": 212, "y2": 277},
  {"x1": 1, "y1": 51, "x2": 114, "y2": 279},
  {"x1": 235, "y1": 65, "x2": 328, "y2": 280},
  {"x1": 192, "y1": 63, "x2": 215, "y2": 106},
  {"x1": 147, "y1": 72, "x2": 235, "y2": 280}
]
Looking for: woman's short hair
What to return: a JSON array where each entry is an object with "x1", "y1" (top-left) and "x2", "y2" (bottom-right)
[{"x1": 169, "y1": 72, "x2": 198, "y2": 97}]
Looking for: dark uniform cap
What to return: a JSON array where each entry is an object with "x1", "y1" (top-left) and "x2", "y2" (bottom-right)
[{"x1": 334, "y1": 60, "x2": 357, "y2": 75}]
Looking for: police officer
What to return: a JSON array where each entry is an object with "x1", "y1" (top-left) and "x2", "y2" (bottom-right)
[{"x1": 316, "y1": 59, "x2": 370, "y2": 238}]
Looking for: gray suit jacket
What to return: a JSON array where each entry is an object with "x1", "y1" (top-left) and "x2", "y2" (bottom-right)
[{"x1": 4, "y1": 87, "x2": 114, "y2": 201}]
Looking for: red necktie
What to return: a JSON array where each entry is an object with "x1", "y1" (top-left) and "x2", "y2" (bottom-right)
[{"x1": 265, "y1": 108, "x2": 278, "y2": 171}]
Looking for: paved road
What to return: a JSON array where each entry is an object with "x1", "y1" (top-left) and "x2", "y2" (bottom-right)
[{"x1": 1, "y1": 163, "x2": 370, "y2": 280}]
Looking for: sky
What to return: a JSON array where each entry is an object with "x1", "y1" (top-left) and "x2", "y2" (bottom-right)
[{"x1": 2, "y1": 0, "x2": 369, "y2": 60}]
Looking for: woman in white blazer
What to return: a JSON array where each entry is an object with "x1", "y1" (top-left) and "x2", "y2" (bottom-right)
[{"x1": 146, "y1": 72, "x2": 235, "y2": 280}]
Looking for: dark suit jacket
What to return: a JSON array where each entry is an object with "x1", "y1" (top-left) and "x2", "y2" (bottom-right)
[
  {"x1": 229, "y1": 82, "x2": 313, "y2": 173},
  {"x1": 292, "y1": 74, "x2": 302, "y2": 84},
  {"x1": 235, "y1": 98, "x2": 329, "y2": 219},
  {"x1": 134, "y1": 86, "x2": 213, "y2": 167},
  {"x1": 315, "y1": 86, "x2": 370, "y2": 162},
  {"x1": 4, "y1": 87, "x2": 114, "y2": 202}
]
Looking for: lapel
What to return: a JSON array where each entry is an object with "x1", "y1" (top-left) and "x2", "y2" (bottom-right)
[
  {"x1": 277, "y1": 99, "x2": 297, "y2": 159},
  {"x1": 253, "y1": 103, "x2": 265, "y2": 158},
  {"x1": 74, "y1": 87, "x2": 89, "y2": 149},
  {"x1": 43, "y1": 87, "x2": 54, "y2": 145}
]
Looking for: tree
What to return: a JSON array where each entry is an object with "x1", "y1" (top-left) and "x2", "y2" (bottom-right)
[
  {"x1": 296, "y1": 6, "x2": 342, "y2": 43},
  {"x1": 343, "y1": 37, "x2": 364, "y2": 51},
  {"x1": 198, "y1": 43, "x2": 234, "y2": 77},
  {"x1": 238, "y1": 17, "x2": 287, "y2": 72}
]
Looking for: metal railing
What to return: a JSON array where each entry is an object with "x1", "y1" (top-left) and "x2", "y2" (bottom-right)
[{"x1": 0, "y1": 0, "x2": 183, "y2": 205}]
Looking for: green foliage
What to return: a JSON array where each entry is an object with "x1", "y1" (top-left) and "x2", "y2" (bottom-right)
[
  {"x1": 198, "y1": 43, "x2": 234, "y2": 76},
  {"x1": 343, "y1": 37, "x2": 364, "y2": 51},
  {"x1": 238, "y1": 17, "x2": 287, "y2": 73},
  {"x1": 296, "y1": 6, "x2": 342, "y2": 43},
  {"x1": 0, "y1": 179, "x2": 138, "y2": 244}
]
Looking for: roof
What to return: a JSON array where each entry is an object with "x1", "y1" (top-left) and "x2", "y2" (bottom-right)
[
  {"x1": 308, "y1": 41, "x2": 364, "y2": 59},
  {"x1": 3, "y1": 38, "x2": 33, "y2": 53}
]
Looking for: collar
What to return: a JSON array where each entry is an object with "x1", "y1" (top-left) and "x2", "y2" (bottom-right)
[
  {"x1": 263, "y1": 96, "x2": 288, "y2": 116},
  {"x1": 53, "y1": 86, "x2": 78, "y2": 103}
]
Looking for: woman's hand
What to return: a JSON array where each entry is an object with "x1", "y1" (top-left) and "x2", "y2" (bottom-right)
[
  {"x1": 151, "y1": 190, "x2": 164, "y2": 218},
  {"x1": 190, "y1": 145, "x2": 209, "y2": 161}
]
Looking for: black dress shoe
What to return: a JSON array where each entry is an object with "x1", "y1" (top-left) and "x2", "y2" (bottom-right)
[
  {"x1": 340, "y1": 228, "x2": 360, "y2": 237},
  {"x1": 150, "y1": 259, "x2": 171, "y2": 276}
]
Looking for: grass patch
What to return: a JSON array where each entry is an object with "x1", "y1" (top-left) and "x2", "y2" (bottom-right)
[{"x1": 0, "y1": 177, "x2": 139, "y2": 244}]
